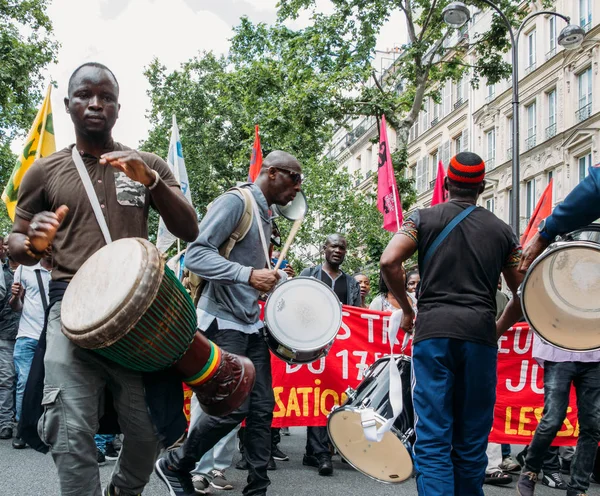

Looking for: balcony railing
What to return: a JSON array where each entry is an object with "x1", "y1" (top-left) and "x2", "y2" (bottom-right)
[
  {"x1": 525, "y1": 62, "x2": 537, "y2": 75},
  {"x1": 485, "y1": 93, "x2": 495, "y2": 104},
  {"x1": 430, "y1": 179, "x2": 437, "y2": 189},
  {"x1": 506, "y1": 147, "x2": 513, "y2": 161},
  {"x1": 525, "y1": 134, "x2": 537, "y2": 151},
  {"x1": 545, "y1": 123, "x2": 557, "y2": 139},
  {"x1": 454, "y1": 98, "x2": 464, "y2": 109},
  {"x1": 581, "y1": 21, "x2": 591, "y2": 33},
  {"x1": 576, "y1": 103, "x2": 592, "y2": 123},
  {"x1": 545, "y1": 47, "x2": 557, "y2": 61},
  {"x1": 485, "y1": 157, "x2": 495, "y2": 171},
  {"x1": 430, "y1": 117, "x2": 439, "y2": 127}
]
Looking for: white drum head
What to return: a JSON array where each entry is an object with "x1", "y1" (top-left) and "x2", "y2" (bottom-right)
[
  {"x1": 62, "y1": 238, "x2": 155, "y2": 334},
  {"x1": 264, "y1": 277, "x2": 341, "y2": 351},
  {"x1": 523, "y1": 241, "x2": 600, "y2": 351},
  {"x1": 328, "y1": 408, "x2": 413, "y2": 483}
]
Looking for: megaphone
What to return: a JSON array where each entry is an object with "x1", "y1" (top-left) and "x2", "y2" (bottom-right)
[{"x1": 272, "y1": 191, "x2": 308, "y2": 220}]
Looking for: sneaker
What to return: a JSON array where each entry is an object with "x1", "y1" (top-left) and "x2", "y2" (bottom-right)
[
  {"x1": 271, "y1": 446, "x2": 289, "y2": 461},
  {"x1": 303, "y1": 454, "x2": 319, "y2": 468},
  {"x1": 0, "y1": 427, "x2": 12, "y2": 439},
  {"x1": 154, "y1": 457, "x2": 195, "y2": 496},
  {"x1": 267, "y1": 457, "x2": 277, "y2": 471},
  {"x1": 103, "y1": 482, "x2": 141, "y2": 496},
  {"x1": 484, "y1": 471, "x2": 512, "y2": 485},
  {"x1": 542, "y1": 472, "x2": 568, "y2": 489},
  {"x1": 235, "y1": 457, "x2": 248, "y2": 470},
  {"x1": 97, "y1": 448, "x2": 106, "y2": 466},
  {"x1": 104, "y1": 442, "x2": 119, "y2": 461},
  {"x1": 281, "y1": 427, "x2": 290, "y2": 436},
  {"x1": 192, "y1": 474, "x2": 210, "y2": 495},
  {"x1": 499, "y1": 455, "x2": 521, "y2": 473},
  {"x1": 517, "y1": 471, "x2": 538, "y2": 496},
  {"x1": 208, "y1": 469, "x2": 233, "y2": 490},
  {"x1": 12, "y1": 436, "x2": 26, "y2": 449}
]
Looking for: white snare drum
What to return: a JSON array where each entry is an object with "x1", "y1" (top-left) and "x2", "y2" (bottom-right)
[
  {"x1": 263, "y1": 277, "x2": 342, "y2": 363},
  {"x1": 522, "y1": 225, "x2": 600, "y2": 351}
]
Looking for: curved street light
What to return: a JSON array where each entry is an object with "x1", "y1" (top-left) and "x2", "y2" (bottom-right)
[{"x1": 442, "y1": 1, "x2": 586, "y2": 239}]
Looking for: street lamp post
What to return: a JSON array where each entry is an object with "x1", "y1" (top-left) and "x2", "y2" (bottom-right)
[{"x1": 442, "y1": 1, "x2": 585, "y2": 239}]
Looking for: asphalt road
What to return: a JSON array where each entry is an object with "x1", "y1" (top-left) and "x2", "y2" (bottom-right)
[{"x1": 0, "y1": 428, "x2": 598, "y2": 496}]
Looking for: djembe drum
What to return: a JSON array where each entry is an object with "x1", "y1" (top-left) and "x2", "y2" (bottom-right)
[{"x1": 61, "y1": 237, "x2": 255, "y2": 416}]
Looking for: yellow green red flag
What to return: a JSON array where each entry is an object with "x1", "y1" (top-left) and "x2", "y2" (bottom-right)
[{"x1": 2, "y1": 86, "x2": 56, "y2": 220}]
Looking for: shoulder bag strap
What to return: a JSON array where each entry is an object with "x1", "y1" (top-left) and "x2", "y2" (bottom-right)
[
  {"x1": 71, "y1": 147, "x2": 112, "y2": 245},
  {"x1": 34, "y1": 270, "x2": 48, "y2": 312},
  {"x1": 421, "y1": 204, "x2": 477, "y2": 271},
  {"x1": 246, "y1": 191, "x2": 271, "y2": 269}
]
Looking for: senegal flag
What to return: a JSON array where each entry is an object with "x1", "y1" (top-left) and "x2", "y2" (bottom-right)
[{"x1": 2, "y1": 86, "x2": 56, "y2": 220}]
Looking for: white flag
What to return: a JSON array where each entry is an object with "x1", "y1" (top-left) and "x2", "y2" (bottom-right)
[{"x1": 156, "y1": 115, "x2": 194, "y2": 253}]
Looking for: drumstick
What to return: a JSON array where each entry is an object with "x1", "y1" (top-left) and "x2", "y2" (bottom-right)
[{"x1": 274, "y1": 218, "x2": 303, "y2": 271}]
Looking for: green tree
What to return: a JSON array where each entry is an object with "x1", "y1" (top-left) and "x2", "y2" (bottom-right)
[{"x1": 0, "y1": 0, "x2": 58, "y2": 232}]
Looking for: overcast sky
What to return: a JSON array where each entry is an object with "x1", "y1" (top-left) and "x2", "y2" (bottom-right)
[{"x1": 21, "y1": 0, "x2": 405, "y2": 153}]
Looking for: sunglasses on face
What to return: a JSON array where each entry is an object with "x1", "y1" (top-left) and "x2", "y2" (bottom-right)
[{"x1": 272, "y1": 167, "x2": 303, "y2": 185}]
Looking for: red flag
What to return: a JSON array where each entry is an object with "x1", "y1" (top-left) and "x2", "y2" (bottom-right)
[
  {"x1": 377, "y1": 115, "x2": 403, "y2": 232},
  {"x1": 520, "y1": 179, "x2": 553, "y2": 246},
  {"x1": 431, "y1": 160, "x2": 448, "y2": 206},
  {"x1": 248, "y1": 125, "x2": 263, "y2": 182}
]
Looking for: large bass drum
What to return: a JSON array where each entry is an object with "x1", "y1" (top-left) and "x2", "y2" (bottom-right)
[
  {"x1": 263, "y1": 277, "x2": 342, "y2": 364},
  {"x1": 328, "y1": 355, "x2": 414, "y2": 484},
  {"x1": 521, "y1": 224, "x2": 600, "y2": 351}
]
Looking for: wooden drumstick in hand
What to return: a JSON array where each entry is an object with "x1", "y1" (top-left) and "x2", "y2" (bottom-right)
[{"x1": 274, "y1": 218, "x2": 303, "y2": 271}]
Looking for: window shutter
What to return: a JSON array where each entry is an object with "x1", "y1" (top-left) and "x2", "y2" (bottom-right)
[
  {"x1": 442, "y1": 141, "x2": 451, "y2": 169},
  {"x1": 462, "y1": 128, "x2": 469, "y2": 151}
]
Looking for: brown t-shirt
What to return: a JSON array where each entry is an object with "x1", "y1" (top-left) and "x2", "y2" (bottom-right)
[{"x1": 16, "y1": 142, "x2": 179, "y2": 282}]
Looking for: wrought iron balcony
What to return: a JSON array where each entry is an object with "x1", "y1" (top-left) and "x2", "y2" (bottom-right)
[
  {"x1": 485, "y1": 157, "x2": 495, "y2": 171},
  {"x1": 545, "y1": 47, "x2": 557, "y2": 61},
  {"x1": 576, "y1": 103, "x2": 592, "y2": 123},
  {"x1": 545, "y1": 123, "x2": 557, "y2": 139},
  {"x1": 454, "y1": 98, "x2": 464, "y2": 109},
  {"x1": 430, "y1": 117, "x2": 439, "y2": 127},
  {"x1": 525, "y1": 134, "x2": 537, "y2": 151},
  {"x1": 525, "y1": 62, "x2": 537, "y2": 75}
]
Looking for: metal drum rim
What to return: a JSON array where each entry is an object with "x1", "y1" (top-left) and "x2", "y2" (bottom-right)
[
  {"x1": 327, "y1": 405, "x2": 413, "y2": 485},
  {"x1": 521, "y1": 240, "x2": 600, "y2": 352},
  {"x1": 263, "y1": 276, "x2": 342, "y2": 352},
  {"x1": 62, "y1": 238, "x2": 165, "y2": 349}
]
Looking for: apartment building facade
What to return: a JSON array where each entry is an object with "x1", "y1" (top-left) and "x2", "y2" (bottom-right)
[{"x1": 325, "y1": 0, "x2": 599, "y2": 231}]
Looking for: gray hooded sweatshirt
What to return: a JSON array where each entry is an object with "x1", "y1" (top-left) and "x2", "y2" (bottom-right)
[{"x1": 184, "y1": 183, "x2": 271, "y2": 326}]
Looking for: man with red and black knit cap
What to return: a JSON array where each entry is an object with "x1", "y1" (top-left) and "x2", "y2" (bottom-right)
[{"x1": 381, "y1": 152, "x2": 524, "y2": 496}]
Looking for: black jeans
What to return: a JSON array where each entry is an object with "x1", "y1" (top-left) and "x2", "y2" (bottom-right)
[
  {"x1": 167, "y1": 324, "x2": 274, "y2": 496},
  {"x1": 524, "y1": 361, "x2": 600, "y2": 493},
  {"x1": 306, "y1": 426, "x2": 331, "y2": 460}
]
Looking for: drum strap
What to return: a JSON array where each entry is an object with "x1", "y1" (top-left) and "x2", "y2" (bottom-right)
[
  {"x1": 247, "y1": 191, "x2": 271, "y2": 269},
  {"x1": 360, "y1": 309, "x2": 404, "y2": 443},
  {"x1": 71, "y1": 147, "x2": 113, "y2": 245}
]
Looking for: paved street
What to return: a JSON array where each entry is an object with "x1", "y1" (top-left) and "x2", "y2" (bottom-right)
[{"x1": 0, "y1": 428, "x2": 598, "y2": 496}]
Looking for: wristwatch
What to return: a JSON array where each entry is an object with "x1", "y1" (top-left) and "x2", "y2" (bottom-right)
[{"x1": 537, "y1": 218, "x2": 552, "y2": 241}]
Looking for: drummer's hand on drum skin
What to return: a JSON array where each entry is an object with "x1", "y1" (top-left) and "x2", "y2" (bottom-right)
[
  {"x1": 27, "y1": 205, "x2": 69, "y2": 253},
  {"x1": 518, "y1": 233, "x2": 551, "y2": 274},
  {"x1": 249, "y1": 268, "x2": 281, "y2": 292},
  {"x1": 100, "y1": 150, "x2": 156, "y2": 186}
]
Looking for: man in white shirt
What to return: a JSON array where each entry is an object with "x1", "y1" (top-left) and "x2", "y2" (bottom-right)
[{"x1": 9, "y1": 252, "x2": 51, "y2": 449}]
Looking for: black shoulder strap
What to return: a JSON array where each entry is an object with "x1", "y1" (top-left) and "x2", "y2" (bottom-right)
[
  {"x1": 34, "y1": 270, "x2": 48, "y2": 312},
  {"x1": 421, "y1": 205, "x2": 477, "y2": 272}
]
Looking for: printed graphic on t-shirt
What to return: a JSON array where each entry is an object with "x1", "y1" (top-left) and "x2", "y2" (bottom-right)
[{"x1": 114, "y1": 171, "x2": 146, "y2": 208}]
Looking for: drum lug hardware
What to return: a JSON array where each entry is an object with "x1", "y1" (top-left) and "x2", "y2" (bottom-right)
[
  {"x1": 345, "y1": 387, "x2": 356, "y2": 398},
  {"x1": 361, "y1": 418, "x2": 376, "y2": 429},
  {"x1": 361, "y1": 398, "x2": 372, "y2": 408}
]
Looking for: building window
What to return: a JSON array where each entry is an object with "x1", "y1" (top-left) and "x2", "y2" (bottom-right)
[
  {"x1": 429, "y1": 150, "x2": 439, "y2": 188},
  {"x1": 526, "y1": 179, "x2": 536, "y2": 219},
  {"x1": 455, "y1": 77, "x2": 464, "y2": 106},
  {"x1": 580, "y1": 0, "x2": 592, "y2": 31},
  {"x1": 454, "y1": 134, "x2": 463, "y2": 154},
  {"x1": 526, "y1": 102, "x2": 537, "y2": 150},
  {"x1": 546, "y1": 90, "x2": 557, "y2": 139},
  {"x1": 579, "y1": 153, "x2": 592, "y2": 183},
  {"x1": 485, "y1": 83, "x2": 495, "y2": 103},
  {"x1": 416, "y1": 158, "x2": 428, "y2": 193},
  {"x1": 576, "y1": 67, "x2": 593, "y2": 122},
  {"x1": 485, "y1": 197, "x2": 495, "y2": 213},
  {"x1": 486, "y1": 129, "x2": 496, "y2": 170},
  {"x1": 547, "y1": 170, "x2": 555, "y2": 200},
  {"x1": 443, "y1": 82, "x2": 452, "y2": 116},
  {"x1": 526, "y1": 30, "x2": 536, "y2": 73},
  {"x1": 547, "y1": 16, "x2": 557, "y2": 59},
  {"x1": 421, "y1": 99, "x2": 429, "y2": 132}
]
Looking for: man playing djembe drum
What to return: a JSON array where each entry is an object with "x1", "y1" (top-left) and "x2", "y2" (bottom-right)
[{"x1": 9, "y1": 63, "x2": 198, "y2": 496}]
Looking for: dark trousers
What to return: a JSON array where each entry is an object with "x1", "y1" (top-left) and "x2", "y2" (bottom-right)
[
  {"x1": 524, "y1": 361, "x2": 600, "y2": 493},
  {"x1": 412, "y1": 338, "x2": 497, "y2": 496},
  {"x1": 167, "y1": 324, "x2": 274, "y2": 496},
  {"x1": 305, "y1": 426, "x2": 331, "y2": 459}
]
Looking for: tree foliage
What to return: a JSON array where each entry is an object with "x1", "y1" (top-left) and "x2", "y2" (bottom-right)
[{"x1": 0, "y1": 0, "x2": 58, "y2": 233}]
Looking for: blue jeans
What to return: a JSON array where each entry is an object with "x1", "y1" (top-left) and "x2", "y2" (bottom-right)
[
  {"x1": 412, "y1": 338, "x2": 497, "y2": 496},
  {"x1": 0, "y1": 338, "x2": 16, "y2": 429},
  {"x1": 13, "y1": 337, "x2": 38, "y2": 423},
  {"x1": 525, "y1": 361, "x2": 600, "y2": 493}
]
